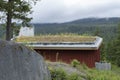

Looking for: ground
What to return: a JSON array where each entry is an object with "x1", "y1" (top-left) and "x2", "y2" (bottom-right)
[
  {"x1": 47, "y1": 61, "x2": 88, "y2": 80},
  {"x1": 46, "y1": 61, "x2": 120, "y2": 80}
]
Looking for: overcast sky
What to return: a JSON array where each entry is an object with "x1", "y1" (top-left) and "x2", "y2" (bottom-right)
[{"x1": 31, "y1": 0, "x2": 120, "y2": 23}]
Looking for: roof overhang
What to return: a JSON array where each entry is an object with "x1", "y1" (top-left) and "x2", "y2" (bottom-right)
[{"x1": 18, "y1": 37, "x2": 103, "y2": 50}]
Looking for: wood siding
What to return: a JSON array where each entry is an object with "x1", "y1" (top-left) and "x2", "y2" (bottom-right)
[{"x1": 35, "y1": 49, "x2": 100, "y2": 68}]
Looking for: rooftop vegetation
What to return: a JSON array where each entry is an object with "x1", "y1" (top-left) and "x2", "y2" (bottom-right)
[{"x1": 16, "y1": 34, "x2": 96, "y2": 43}]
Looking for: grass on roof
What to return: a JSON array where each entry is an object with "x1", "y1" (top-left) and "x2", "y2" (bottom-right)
[{"x1": 16, "y1": 34, "x2": 96, "y2": 43}]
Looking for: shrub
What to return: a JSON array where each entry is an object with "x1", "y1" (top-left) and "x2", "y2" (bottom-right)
[
  {"x1": 71, "y1": 59, "x2": 80, "y2": 67},
  {"x1": 49, "y1": 67, "x2": 83, "y2": 80},
  {"x1": 49, "y1": 68, "x2": 67, "y2": 80}
]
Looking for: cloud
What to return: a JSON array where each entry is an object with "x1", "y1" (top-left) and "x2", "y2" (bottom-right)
[{"x1": 31, "y1": 0, "x2": 120, "y2": 23}]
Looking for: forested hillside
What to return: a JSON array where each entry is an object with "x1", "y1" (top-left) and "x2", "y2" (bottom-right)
[{"x1": 34, "y1": 17, "x2": 120, "y2": 42}]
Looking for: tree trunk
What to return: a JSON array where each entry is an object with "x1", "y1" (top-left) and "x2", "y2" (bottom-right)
[{"x1": 6, "y1": 0, "x2": 12, "y2": 41}]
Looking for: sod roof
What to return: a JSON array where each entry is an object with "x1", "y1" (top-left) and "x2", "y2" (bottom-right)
[
  {"x1": 16, "y1": 35, "x2": 103, "y2": 50},
  {"x1": 16, "y1": 35, "x2": 96, "y2": 43}
]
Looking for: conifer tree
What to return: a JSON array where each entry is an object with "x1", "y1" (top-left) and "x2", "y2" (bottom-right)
[
  {"x1": 0, "y1": 0, "x2": 39, "y2": 40},
  {"x1": 107, "y1": 24, "x2": 120, "y2": 66}
]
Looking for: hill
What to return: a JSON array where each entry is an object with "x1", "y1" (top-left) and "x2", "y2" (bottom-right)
[
  {"x1": 67, "y1": 17, "x2": 120, "y2": 24},
  {"x1": 33, "y1": 17, "x2": 120, "y2": 42}
]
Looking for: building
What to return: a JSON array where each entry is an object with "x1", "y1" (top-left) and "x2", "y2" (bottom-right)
[
  {"x1": 18, "y1": 27, "x2": 34, "y2": 37},
  {"x1": 17, "y1": 35, "x2": 102, "y2": 68}
]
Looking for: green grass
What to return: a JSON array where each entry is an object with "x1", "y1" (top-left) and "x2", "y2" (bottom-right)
[
  {"x1": 87, "y1": 69, "x2": 120, "y2": 80},
  {"x1": 81, "y1": 64, "x2": 120, "y2": 80},
  {"x1": 48, "y1": 61, "x2": 120, "y2": 80},
  {"x1": 16, "y1": 34, "x2": 96, "y2": 43},
  {"x1": 111, "y1": 65, "x2": 120, "y2": 74}
]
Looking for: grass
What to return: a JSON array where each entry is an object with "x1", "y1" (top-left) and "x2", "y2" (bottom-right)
[
  {"x1": 87, "y1": 68, "x2": 120, "y2": 80},
  {"x1": 47, "y1": 61, "x2": 120, "y2": 80},
  {"x1": 16, "y1": 34, "x2": 96, "y2": 43},
  {"x1": 111, "y1": 64, "x2": 120, "y2": 74}
]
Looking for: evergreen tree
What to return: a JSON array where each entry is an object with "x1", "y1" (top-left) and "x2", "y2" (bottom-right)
[
  {"x1": 0, "y1": 0, "x2": 40, "y2": 40},
  {"x1": 107, "y1": 24, "x2": 120, "y2": 66},
  {"x1": 93, "y1": 27, "x2": 100, "y2": 36}
]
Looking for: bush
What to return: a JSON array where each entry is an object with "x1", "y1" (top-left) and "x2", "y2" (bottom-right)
[
  {"x1": 48, "y1": 67, "x2": 83, "y2": 80},
  {"x1": 71, "y1": 59, "x2": 80, "y2": 67},
  {"x1": 49, "y1": 67, "x2": 67, "y2": 80}
]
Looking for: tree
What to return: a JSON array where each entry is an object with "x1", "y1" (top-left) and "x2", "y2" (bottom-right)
[
  {"x1": 93, "y1": 27, "x2": 100, "y2": 36},
  {"x1": 0, "y1": 0, "x2": 40, "y2": 41},
  {"x1": 107, "y1": 24, "x2": 120, "y2": 66}
]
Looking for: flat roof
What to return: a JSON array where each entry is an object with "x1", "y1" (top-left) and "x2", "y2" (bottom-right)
[{"x1": 16, "y1": 35, "x2": 103, "y2": 50}]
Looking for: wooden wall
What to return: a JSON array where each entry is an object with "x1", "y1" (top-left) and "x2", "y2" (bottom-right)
[{"x1": 35, "y1": 49, "x2": 100, "y2": 68}]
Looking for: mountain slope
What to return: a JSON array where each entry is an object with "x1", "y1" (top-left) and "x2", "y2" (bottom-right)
[
  {"x1": 33, "y1": 17, "x2": 120, "y2": 42},
  {"x1": 67, "y1": 17, "x2": 120, "y2": 24}
]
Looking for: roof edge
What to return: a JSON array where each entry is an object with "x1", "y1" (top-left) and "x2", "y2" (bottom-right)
[{"x1": 18, "y1": 36, "x2": 103, "y2": 50}]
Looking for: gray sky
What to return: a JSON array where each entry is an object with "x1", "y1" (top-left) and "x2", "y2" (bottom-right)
[{"x1": 31, "y1": 0, "x2": 120, "y2": 23}]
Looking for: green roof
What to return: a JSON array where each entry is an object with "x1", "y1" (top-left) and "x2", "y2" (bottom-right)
[{"x1": 16, "y1": 35, "x2": 96, "y2": 43}]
